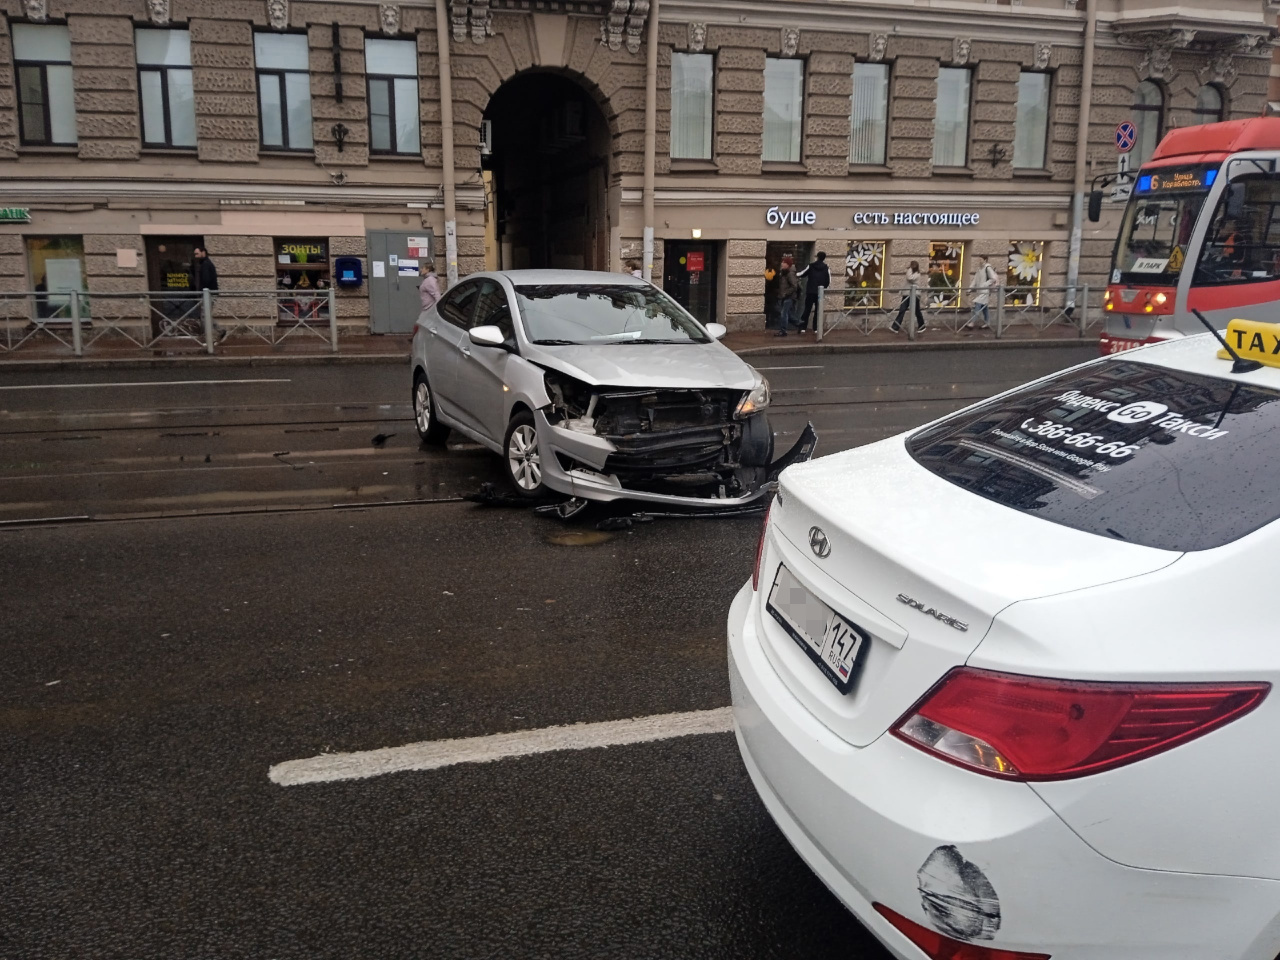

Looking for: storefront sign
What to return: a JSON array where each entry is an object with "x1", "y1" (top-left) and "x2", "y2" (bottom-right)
[
  {"x1": 766, "y1": 207, "x2": 817, "y2": 228},
  {"x1": 277, "y1": 241, "x2": 327, "y2": 260},
  {"x1": 853, "y1": 211, "x2": 981, "y2": 226},
  {"x1": 0, "y1": 207, "x2": 31, "y2": 222},
  {"x1": 686, "y1": 251, "x2": 705, "y2": 272}
]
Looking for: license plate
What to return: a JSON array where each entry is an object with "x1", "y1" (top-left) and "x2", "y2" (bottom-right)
[{"x1": 766, "y1": 564, "x2": 869, "y2": 695}]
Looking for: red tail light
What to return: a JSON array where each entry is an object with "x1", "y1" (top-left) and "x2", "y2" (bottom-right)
[
  {"x1": 892, "y1": 667, "x2": 1268, "y2": 781},
  {"x1": 873, "y1": 904, "x2": 1050, "y2": 960},
  {"x1": 751, "y1": 504, "x2": 771, "y2": 591}
]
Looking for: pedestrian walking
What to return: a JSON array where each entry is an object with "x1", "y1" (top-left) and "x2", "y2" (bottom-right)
[
  {"x1": 890, "y1": 261, "x2": 926, "y2": 334},
  {"x1": 773, "y1": 256, "x2": 801, "y2": 337},
  {"x1": 796, "y1": 251, "x2": 831, "y2": 333},
  {"x1": 190, "y1": 245, "x2": 224, "y2": 340},
  {"x1": 419, "y1": 262, "x2": 442, "y2": 312},
  {"x1": 627, "y1": 259, "x2": 643, "y2": 279},
  {"x1": 963, "y1": 254, "x2": 999, "y2": 331}
]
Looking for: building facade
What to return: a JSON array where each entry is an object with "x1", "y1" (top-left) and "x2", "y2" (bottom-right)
[{"x1": 0, "y1": 0, "x2": 1273, "y2": 334}]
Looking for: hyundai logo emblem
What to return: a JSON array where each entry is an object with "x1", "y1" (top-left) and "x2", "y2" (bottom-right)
[{"x1": 808, "y1": 526, "x2": 831, "y2": 559}]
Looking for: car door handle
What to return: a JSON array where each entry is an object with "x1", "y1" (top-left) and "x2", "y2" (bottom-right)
[{"x1": 460, "y1": 346, "x2": 471, "y2": 358}]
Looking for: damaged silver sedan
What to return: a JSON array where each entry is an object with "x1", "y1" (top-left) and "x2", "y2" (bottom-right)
[{"x1": 411, "y1": 270, "x2": 814, "y2": 507}]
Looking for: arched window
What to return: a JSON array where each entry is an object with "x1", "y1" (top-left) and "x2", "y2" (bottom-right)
[
  {"x1": 1192, "y1": 84, "x2": 1226, "y2": 125},
  {"x1": 1132, "y1": 81, "x2": 1164, "y2": 164}
]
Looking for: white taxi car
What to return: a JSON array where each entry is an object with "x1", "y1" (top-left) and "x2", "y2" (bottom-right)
[{"x1": 730, "y1": 323, "x2": 1280, "y2": 960}]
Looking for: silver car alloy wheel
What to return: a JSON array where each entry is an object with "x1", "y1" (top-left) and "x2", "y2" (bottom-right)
[
  {"x1": 507, "y1": 424, "x2": 542, "y2": 490},
  {"x1": 415, "y1": 380, "x2": 432, "y2": 434}
]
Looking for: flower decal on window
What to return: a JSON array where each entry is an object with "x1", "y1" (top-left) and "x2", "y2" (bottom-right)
[
  {"x1": 1006, "y1": 241, "x2": 1044, "y2": 306},
  {"x1": 845, "y1": 240, "x2": 886, "y2": 308}
]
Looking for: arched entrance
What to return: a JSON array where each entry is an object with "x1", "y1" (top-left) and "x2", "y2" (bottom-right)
[{"x1": 483, "y1": 72, "x2": 613, "y2": 271}]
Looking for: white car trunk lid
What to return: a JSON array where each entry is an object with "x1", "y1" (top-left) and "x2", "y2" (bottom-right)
[{"x1": 756, "y1": 437, "x2": 1181, "y2": 746}]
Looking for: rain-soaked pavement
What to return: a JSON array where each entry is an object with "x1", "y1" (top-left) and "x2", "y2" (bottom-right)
[{"x1": 1, "y1": 345, "x2": 1095, "y2": 959}]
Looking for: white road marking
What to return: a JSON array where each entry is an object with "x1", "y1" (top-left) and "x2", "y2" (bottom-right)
[
  {"x1": 752, "y1": 365, "x2": 824, "y2": 371},
  {"x1": 269, "y1": 706, "x2": 735, "y2": 787},
  {"x1": 0, "y1": 378, "x2": 292, "y2": 391}
]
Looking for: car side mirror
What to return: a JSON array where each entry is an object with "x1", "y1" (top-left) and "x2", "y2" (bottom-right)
[
  {"x1": 705, "y1": 322, "x2": 728, "y2": 340},
  {"x1": 1087, "y1": 190, "x2": 1103, "y2": 223},
  {"x1": 468, "y1": 324, "x2": 506, "y2": 348}
]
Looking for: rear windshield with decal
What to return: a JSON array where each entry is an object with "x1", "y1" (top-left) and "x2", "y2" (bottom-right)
[{"x1": 907, "y1": 359, "x2": 1280, "y2": 551}]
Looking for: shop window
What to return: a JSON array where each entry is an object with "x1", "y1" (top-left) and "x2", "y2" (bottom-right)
[
  {"x1": 933, "y1": 67, "x2": 970, "y2": 167},
  {"x1": 1006, "y1": 241, "x2": 1044, "y2": 306},
  {"x1": 275, "y1": 239, "x2": 330, "y2": 319},
  {"x1": 1132, "y1": 81, "x2": 1163, "y2": 166},
  {"x1": 1012, "y1": 72, "x2": 1050, "y2": 169},
  {"x1": 849, "y1": 63, "x2": 888, "y2": 166},
  {"x1": 1192, "y1": 84, "x2": 1225, "y2": 125},
  {"x1": 13, "y1": 24, "x2": 76, "y2": 146},
  {"x1": 671, "y1": 52, "x2": 713, "y2": 160},
  {"x1": 763, "y1": 57, "x2": 803, "y2": 163},
  {"x1": 844, "y1": 240, "x2": 886, "y2": 308},
  {"x1": 366, "y1": 38, "x2": 419, "y2": 155},
  {"x1": 26, "y1": 236, "x2": 85, "y2": 319},
  {"x1": 255, "y1": 33, "x2": 313, "y2": 151},
  {"x1": 136, "y1": 29, "x2": 196, "y2": 149},
  {"x1": 927, "y1": 241, "x2": 964, "y2": 308}
]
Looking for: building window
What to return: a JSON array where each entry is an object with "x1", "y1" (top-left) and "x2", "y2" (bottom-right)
[
  {"x1": 845, "y1": 240, "x2": 886, "y2": 308},
  {"x1": 26, "y1": 236, "x2": 85, "y2": 319},
  {"x1": 670, "y1": 52, "x2": 713, "y2": 160},
  {"x1": 275, "y1": 238, "x2": 330, "y2": 292},
  {"x1": 12, "y1": 24, "x2": 76, "y2": 146},
  {"x1": 849, "y1": 62, "x2": 888, "y2": 165},
  {"x1": 927, "y1": 241, "x2": 964, "y2": 308},
  {"x1": 1133, "y1": 81, "x2": 1163, "y2": 165},
  {"x1": 366, "y1": 38, "x2": 419, "y2": 155},
  {"x1": 1012, "y1": 72, "x2": 1050, "y2": 169},
  {"x1": 763, "y1": 57, "x2": 803, "y2": 163},
  {"x1": 255, "y1": 33, "x2": 313, "y2": 151},
  {"x1": 1006, "y1": 241, "x2": 1044, "y2": 306},
  {"x1": 136, "y1": 29, "x2": 196, "y2": 149},
  {"x1": 1192, "y1": 84, "x2": 1225, "y2": 125},
  {"x1": 933, "y1": 67, "x2": 971, "y2": 167}
]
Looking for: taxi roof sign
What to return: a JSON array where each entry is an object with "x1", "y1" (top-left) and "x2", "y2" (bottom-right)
[{"x1": 1217, "y1": 318, "x2": 1280, "y2": 369}]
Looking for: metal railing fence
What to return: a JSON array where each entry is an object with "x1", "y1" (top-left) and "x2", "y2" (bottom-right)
[
  {"x1": 817, "y1": 284, "x2": 1102, "y2": 341},
  {"x1": 0, "y1": 287, "x2": 339, "y2": 356}
]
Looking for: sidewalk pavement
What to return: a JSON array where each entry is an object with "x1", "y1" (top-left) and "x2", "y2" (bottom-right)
[{"x1": 0, "y1": 322, "x2": 1096, "y2": 371}]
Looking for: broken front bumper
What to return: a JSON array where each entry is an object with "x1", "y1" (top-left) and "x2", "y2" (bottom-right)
[{"x1": 534, "y1": 410, "x2": 817, "y2": 508}]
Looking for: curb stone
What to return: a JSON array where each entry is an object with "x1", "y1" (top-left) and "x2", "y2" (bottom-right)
[{"x1": 0, "y1": 336, "x2": 1096, "y2": 371}]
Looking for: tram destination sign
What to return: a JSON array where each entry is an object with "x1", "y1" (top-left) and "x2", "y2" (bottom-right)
[{"x1": 1135, "y1": 168, "x2": 1217, "y2": 194}]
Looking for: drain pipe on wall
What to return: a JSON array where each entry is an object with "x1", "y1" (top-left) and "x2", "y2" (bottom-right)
[
  {"x1": 1065, "y1": 0, "x2": 1097, "y2": 311},
  {"x1": 642, "y1": 0, "x2": 660, "y2": 282},
  {"x1": 435, "y1": 0, "x2": 459, "y2": 286}
]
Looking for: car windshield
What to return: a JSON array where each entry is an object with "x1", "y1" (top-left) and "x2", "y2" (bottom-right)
[
  {"x1": 514, "y1": 284, "x2": 710, "y2": 345},
  {"x1": 907, "y1": 358, "x2": 1280, "y2": 551},
  {"x1": 1113, "y1": 167, "x2": 1210, "y2": 284}
]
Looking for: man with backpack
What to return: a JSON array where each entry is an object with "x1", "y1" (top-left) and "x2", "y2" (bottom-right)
[{"x1": 796, "y1": 251, "x2": 831, "y2": 334}]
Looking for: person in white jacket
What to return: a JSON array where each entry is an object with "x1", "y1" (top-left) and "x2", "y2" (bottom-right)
[
  {"x1": 890, "y1": 261, "x2": 926, "y2": 334},
  {"x1": 963, "y1": 254, "x2": 998, "y2": 331}
]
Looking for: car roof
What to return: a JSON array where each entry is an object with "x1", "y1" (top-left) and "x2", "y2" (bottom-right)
[
  {"x1": 483, "y1": 269, "x2": 649, "y2": 286},
  {"x1": 1124, "y1": 331, "x2": 1280, "y2": 389}
]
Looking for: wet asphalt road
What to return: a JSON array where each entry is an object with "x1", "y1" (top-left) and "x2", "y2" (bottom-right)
[{"x1": 1, "y1": 345, "x2": 1096, "y2": 959}]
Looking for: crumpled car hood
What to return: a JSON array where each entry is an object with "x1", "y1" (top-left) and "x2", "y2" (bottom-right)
[{"x1": 527, "y1": 341, "x2": 758, "y2": 390}]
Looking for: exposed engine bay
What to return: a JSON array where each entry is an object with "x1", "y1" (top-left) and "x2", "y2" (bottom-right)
[{"x1": 543, "y1": 370, "x2": 782, "y2": 499}]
